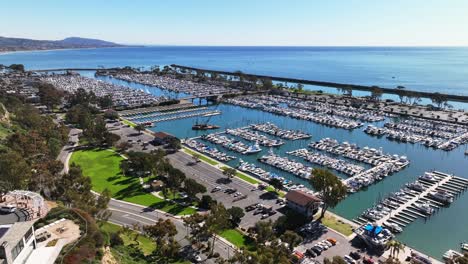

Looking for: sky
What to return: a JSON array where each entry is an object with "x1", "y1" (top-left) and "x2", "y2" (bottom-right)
[{"x1": 1, "y1": 0, "x2": 468, "y2": 46}]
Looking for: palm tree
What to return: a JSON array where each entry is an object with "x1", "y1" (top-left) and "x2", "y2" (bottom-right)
[{"x1": 386, "y1": 240, "x2": 405, "y2": 259}]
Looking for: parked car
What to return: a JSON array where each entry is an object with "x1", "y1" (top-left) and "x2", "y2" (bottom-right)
[
  {"x1": 311, "y1": 246, "x2": 322, "y2": 255},
  {"x1": 344, "y1": 255, "x2": 357, "y2": 264},
  {"x1": 305, "y1": 249, "x2": 317, "y2": 258},
  {"x1": 349, "y1": 251, "x2": 362, "y2": 260},
  {"x1": 327, "y1": 238, "x2": 337, "y2": 245},
  {"x1": 363, "y1": 257, "x2": 375, "y2": 264},
  {"x1": 211, "y1": 186, "x2": 222, "y2": 193},
  {"x1": 0, "y1": 205, "x2": 16, "y2": 213}
]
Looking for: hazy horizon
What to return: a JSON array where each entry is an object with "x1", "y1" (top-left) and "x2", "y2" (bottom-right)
[{"x1": 2, "y1": 0, "x2": 468, "y2": 47}]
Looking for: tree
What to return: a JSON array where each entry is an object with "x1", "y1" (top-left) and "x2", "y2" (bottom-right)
[
  {"x1": 222, "y1": 167, "x2": 236, "y2": 181},
  {"x1": 166, "y1": 168, "x2": 186, "y2": 199},
  {"x1": 261, "y1": 78, "x2": 273, "y2": 90},
  {"x1": 144, "y1": 218, "x2": 178, "y2": 244},
  {"x1": 280, "y1": 230, "x2": 303, "y2": 252},
  {"x1": 297, "y1": 83, "x2": 304, "y2": 92},
  {"x1": 199, "y1": 195, "x2": 216, "y2": 210},
  {"x1": 309, "y1": 168, "x2": 347, "y2": 219},
  {"x1": 98, "y1": 95, "x2": 113, "y2": 109},
  {"x1": 104, "y1": 109, "x2": 119, "y2": 120},
  {"x1": 57, "y1": 164, "x2": 96, "y2": 212},
  {"x1": 135, "y1": 124, "x2": 145, "y2": 135},
  {"x1": 431, "y1": 92, "x2": 448, "y2": 109},
  {"x1": 269, "y1": 178, "x2": 283, "y2": 192},
  {"x1": 227, "y1": 206, "x2": 245, "y2": 228},
  {"x1": 0, "y1": 150, "x2": 31, "y2": 189},
  {"x1": 370, "y1": 86, "x2": 383, "y2": 101},
  {"x1": 166, "y1": 137, "x2": 181, "y2": 150},
  {"x1": 206, "y1": 203, "x2": 231, "y2": 255},
  {"x1": 386, "y1": 240, "x2": 405, "y2": 259},
  {"x1": 253, "y1": 220, "x2": 275, "y2": 244},
  {"x1": 184, "y1": 178, "x2": 207, "y2": 201},
  {"x1": 324, "y1": 256, "x2": 348, "y2": 264},
  {"x1": 68, "y1": 88, "x2": 97, "y2": 106},
  {"x1": 183, "y1": 213, "x2": 210, "y2": 244},
  {"x1": 37, "y1": 82, "x2": 64, "y2": 109},
  {"x1": 192, "y1": 153, "x2": 201, "y2": 163},
  {"x1": 96, "y1": 188, "x2": 112, "y2": 211}
]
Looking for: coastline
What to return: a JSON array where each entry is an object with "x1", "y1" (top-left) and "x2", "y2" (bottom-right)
[{"x1": 0, "y1": 45, "x2": 141, "y2": 56}]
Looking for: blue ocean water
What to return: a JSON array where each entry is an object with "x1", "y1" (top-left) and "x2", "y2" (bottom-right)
[
  {"x1": 3, "y1": 47, "x2": 468, "y2": 258},
  {"x1": 2, "y1": 46, "x2": 468, "y2": 96}
]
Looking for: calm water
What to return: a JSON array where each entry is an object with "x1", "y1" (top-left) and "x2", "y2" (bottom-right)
[
  {"x1": 91, "y1": 74, "x2": 468, "y2": 259},
  {"x1": 3, "y1": 46, "x2": 468, "y2": 97},
  {"x1": 4, "y1": 48, "x2": 468, "y2": 258}
]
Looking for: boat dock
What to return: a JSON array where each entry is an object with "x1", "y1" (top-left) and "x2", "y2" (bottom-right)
[
  {"x1": 133, "y1": 110, "x2": 221, "y2": 124},
  {"x1": 353, "y1": 171, "x2": 468, "y2": 231},
  {"x1": 125, "y1": 106, "x2": 209, "y2": 120},
  {"x1": 118, "y1": 102, "x2": 195, "y2": 116}
]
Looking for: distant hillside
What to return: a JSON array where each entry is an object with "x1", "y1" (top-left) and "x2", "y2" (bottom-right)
[{"x1": 0, "y1": 36, "x2": 123, "y2": 52}]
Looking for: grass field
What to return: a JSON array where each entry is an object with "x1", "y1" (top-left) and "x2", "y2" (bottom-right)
[
  {"x1": 100, "y1": 222, "x2": 156, "y2": 255},
  {"x1": 319, "y1": 214, "x2": 354, "y2": 236},
  {"x1": 183, "y1": 147, "x2": 219, "y2": 165},
  {"x1": 70, "y1": 148, "x2": 196, "y2": 215},
  {"x1": 219, "y1": 229, "x2": 256, "y2": 251}
]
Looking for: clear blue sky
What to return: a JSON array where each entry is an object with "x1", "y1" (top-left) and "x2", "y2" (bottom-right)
[{"x1": 2, "y1": 0, "x2": 468, "y2": 46}]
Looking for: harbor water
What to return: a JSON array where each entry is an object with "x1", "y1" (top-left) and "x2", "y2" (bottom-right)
[
  {"x1": 92, "y1": 74, "x2": 468, "y2": 259},
  {"x1": 3, "y1": 47, "x2": 468, "y2": 259}
]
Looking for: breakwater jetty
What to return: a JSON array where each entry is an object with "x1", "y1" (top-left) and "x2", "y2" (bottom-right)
[{"x1": 172, "y1": 64, "x2": 468, "y2": 103}]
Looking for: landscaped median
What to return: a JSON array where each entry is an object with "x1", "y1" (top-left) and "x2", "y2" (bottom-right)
[
  {"x1": 120, "y1": 118, "x2": 136, "y2": 128},
  {"x1": 218, "y1": 229, "x2": 256, "y2": 251},
  {"x1": 316, "y1": 213, "x2": 354, "y2": 237},
  {"x1": 70, "y1": 148, "x2": 196, "y2": 216},
  {"x1": 182, "y1": 146, "x2": 219, "y2": 166}
]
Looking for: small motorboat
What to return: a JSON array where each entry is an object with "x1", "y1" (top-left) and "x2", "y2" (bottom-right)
[
  {"x1": 461, "y1": 242, "x2": 468, "y2": 252},
  {"x1": 385, "y1": 222, "x2": 403, "y2": 233}
]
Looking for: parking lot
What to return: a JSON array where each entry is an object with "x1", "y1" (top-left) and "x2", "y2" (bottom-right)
[{"x1": 107, "y1": 120, "x2": 283, "y2": 228}]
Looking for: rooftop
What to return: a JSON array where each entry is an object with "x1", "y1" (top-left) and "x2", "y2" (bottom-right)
[
  {"x1": 0, "y1": 221, "x2": 35, "y2": 246},
  {"x1": 285, "y1": 190, "x2": 321, "y2": 207}
]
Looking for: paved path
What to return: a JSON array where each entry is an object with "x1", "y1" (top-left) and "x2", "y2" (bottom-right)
[
  {"x1": 57, "y1": 128, "x2": 81, "y2": 174},
  {"x1": 107, "y1": 198, "x2": 236, "y2": 263}
]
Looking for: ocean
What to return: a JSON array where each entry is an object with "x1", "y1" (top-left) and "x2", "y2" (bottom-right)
[
  {"x1": 2, "y1": 46, "x2": 468, "y2": 96},
  {"x1": 2, "y1": 47, "x2": 468, "y2": 259}
]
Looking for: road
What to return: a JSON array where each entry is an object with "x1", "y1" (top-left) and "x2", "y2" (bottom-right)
[
  {"x1": 107, "y1": 199, "x2": 237, "y2": 263},
  {"x1": 107, "y1": 120, "x2": 283, "y2": 228},
  {"x1": 57, "y1": 127, "x2": 81, "y2": 174}
]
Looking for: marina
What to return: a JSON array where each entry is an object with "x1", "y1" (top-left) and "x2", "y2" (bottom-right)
[
  {"x1": 225, "y1": 127, "x2": 285, "y2": 147},
  {"x1": 131, "y1": 109, "x2": 222, "y2": 124},
  {"x1": 258, "y1": 151, "x2": 312, "y2": 179},
  {"x1": 353, "y1": 171, "x2": 468, "y2": 233},
  {"x1": 183, "y1": 138, "x2": 236, "y2": 162},
  {"x1": 200, "y1": 133, "x2": 260, "y2": 155},
  {"x1": 224, "y1": 96, "x2": 364, "y2": 130},
  {"x1": 365, "y1": 117, "x2": 468, "y2": 151},
  {"x1": 250, "y1": 122, "x2": 311, "y2": 140}
]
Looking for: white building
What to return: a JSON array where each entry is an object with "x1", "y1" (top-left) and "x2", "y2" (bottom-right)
[{"x1": 0, "y1": 221, "x2": 36, "y2": 264}]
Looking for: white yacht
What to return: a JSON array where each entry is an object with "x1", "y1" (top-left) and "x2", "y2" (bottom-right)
[
  {"x1": 385, "y1": 222, "x2": 403, "y2": 233},
  {"x1": 243, "y1": 142, "x2": 262, "y2": 154},
  {"x1": 443, "y1": 250, "x2": 463, "y2": 261},
  {"x1": 428, "y1": 190, "x2": 454, "y2": 204},
  {"x1": 461, "y1": 242, "x2": 468, "y2": 252},
  {"x1": 419, "y1": 172, "x2": 438, "y2": 183},
  {"x1": 414, "y1": 202, "x2": 435, "y2": 215}
]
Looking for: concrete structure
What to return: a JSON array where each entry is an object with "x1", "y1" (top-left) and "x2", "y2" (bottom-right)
[
  {"x1": 285, "y1": 190, "x2": 321, "y2": 218},
  {"x1": 0, "y1": 221, "x2": 36, "y2": 264}
]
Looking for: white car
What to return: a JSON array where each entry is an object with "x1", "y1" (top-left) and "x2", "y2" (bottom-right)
[
  {"x1": 344, "y1": 255, "x2": 357, "y2": 264},
  {"x1": 0, "y1": 205, "x2": 16, "y2": 213},
  {"x1": 192, "y1": 254, "x2": 202, "y2": 263}
]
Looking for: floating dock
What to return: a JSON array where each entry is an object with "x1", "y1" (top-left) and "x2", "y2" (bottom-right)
[{"x1": 353, "y1": 171, "x2": 468, "y2": 231}]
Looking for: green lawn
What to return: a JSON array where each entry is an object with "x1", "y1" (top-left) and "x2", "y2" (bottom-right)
[
  {"x1": 183, "y1": 147, "x2": 219, "y2": 165},
  {"x1": 101, "y1": 222, "x2": 190, "y2": 263},
  {"x1": 219, "y1": 229, "x2": 256, "y2": 251},
  {"x1": 319, "y1": 214, "x2": 354, "y2": 236},
  {"x1": 100, "y1": 222, "x2": 155, "y2": 255},
  {"x1": 121, "y1": 118, "x2": 137, "y2": 128},
  {"x1": 70, "y1": 148, "x2": 196, "y2": 215}
]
